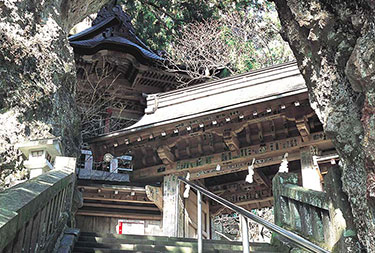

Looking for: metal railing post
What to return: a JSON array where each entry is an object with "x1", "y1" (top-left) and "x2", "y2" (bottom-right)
[
  {"x1": 197, "y1": 190, "x2": 203, "y2": 253},
  {"x1": 178, "y1": 177, "x2": 330, "y2": 253},
  {"x1": 240, "y1": 214, "x2": 250, "y2": 253}
]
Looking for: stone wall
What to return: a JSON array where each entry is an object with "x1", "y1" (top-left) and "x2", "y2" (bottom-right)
[{"x1": 0, "y1": 0, "x2": 107, "y2": 189}]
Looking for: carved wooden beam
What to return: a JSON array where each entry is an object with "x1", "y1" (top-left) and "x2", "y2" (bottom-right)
[
  {"x1": 131, "y1": 132, "x2": 331, "y2": 181},
  {"x1": 82, "y1": 202, "x2": 159, "y2": 211},
  {"x1": 209, "y1": 180, "x2": 268, "y2": 194},
  {"x1": 190, "y1": 152, "x2": 301, "y2": 180},
  {"x1": 284, "y1": 103, "x2": 315, "y2": 142},
  {"x1": 82, "y1": 192, "x2": 152, "y2": 204},
  {"x1": 208, "y1": 113, "x2": 282, "y2": 138},
  {"x1": 211, "y1": 196, "x2": 274, "y2": 215},
  {"x1": 76, "y1": 211, "x2": 161, "y2": 220},
  {"x1": 214, "y1": 187, "x2": 271, "y2": 206},
  {"x1": 254, "y1": 170, "x2": 272, "y2": 188},
  {"x1": 108, "y1": 121, "x2": 299, "y2": 159}
]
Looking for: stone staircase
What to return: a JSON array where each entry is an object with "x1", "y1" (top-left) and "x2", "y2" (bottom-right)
[{"x1": 73, "y1": 232, "x2": 282, "y2": 253}]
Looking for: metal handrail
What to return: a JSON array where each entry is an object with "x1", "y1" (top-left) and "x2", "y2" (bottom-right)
[{"x1": 178, "y1": 176, "x2": 330, "y2": 253}]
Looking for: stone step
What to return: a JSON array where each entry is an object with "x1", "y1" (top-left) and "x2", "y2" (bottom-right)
[
  {"x1": 73, "y1": 246, "x2": 280, "y2": 253},
  {"x1": 75, "y1": 241, "x2": 194, "y2": 252},
  {"x1": 79, "y1": 231, "x2": 273, "y2": 247},
  {"x1": 79, "y1": 232, "x2": 238, "y2": 244},
  {"x1": 76, "y1": 236, "x2": 278, "y2": 252},
  {"x1": 74, "y1": 232, "x2": 282, "y2": 253},
  {"x1": 73, "y1": 248, "x2": 160, "y2": 253},
  {"x1": 74, "y1": 241, "x2": 280, "y2": 253}
]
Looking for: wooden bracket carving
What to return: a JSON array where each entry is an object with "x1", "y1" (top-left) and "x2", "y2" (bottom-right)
[
  {"x1": 296, "y1": 116, "x2": 310, "y2": 142},
  {"x1": 254, "y1": 170, "x2": 272, "y2": 188},
  {"x1": 245, "y1": 125, "x2": 251, "y2": 144},
  {"x1": 157, "y1": 146, "x2": 175, "y2": 165},
  {"x1": 223, "y1": 131, "x2": 240, "y2": 151},
  {"x1": 257, "y1": 122, "x2": 264, "y2": 142},
  {"x1": 145, "y1": 185, "x2": 163, "y2": 210}
]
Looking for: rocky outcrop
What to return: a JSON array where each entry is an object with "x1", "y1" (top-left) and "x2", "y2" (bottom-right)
[
  {"x1": 273, "y1": 0, "x2": 375, "y2": 251},
  {"x1": 0, "y1": 0, "x2": 106, "y2": 189}
]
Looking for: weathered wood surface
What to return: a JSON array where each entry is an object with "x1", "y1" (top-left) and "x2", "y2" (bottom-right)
[
  {"x1": 76, "y1": 215, "x2": 163, "y2": 235},
  {"x1": 162, "y1": 175, "x2": 179, "y2": 236},
  {"x1": 183, "y1": 190, "x2": 210, "y2": 239},
  {"x1": 145, "y1": 185, "x2": 163, "y2": 210},
  {"x1": 76, "y1": 183, "x2": 162, "y2": 222},
  {"x1": 75, "y1": 211, "x2": 161, "y2": 220},
  {"x1": 129, "y1": 62, "x2": 305, "y2": 130},
  {"x1": 91, "y1": 64, "x2": 307, "y2": 151},
  {"x1": 82, "y1": 202, "x2": 159, "y2": 211},
  {"x1": 131, "y1": 132, "x2": 331, "y2": 180}
]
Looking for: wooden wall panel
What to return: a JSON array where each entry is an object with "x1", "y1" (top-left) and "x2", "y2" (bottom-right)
[{"x1": 76, "y1": 215, "x2": 162, "y2": 235}]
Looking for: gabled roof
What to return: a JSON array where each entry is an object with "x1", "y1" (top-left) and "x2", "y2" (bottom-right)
[
  {"x1": 69, "y1": 3, "x2": 163, "y2": 63},
  {"x1": 89, "y1": 61, "x2": 306, "y2": 143}
]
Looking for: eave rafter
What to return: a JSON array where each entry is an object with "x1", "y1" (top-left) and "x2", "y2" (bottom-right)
[{"x1": 284, "y1": 103, "x2": 315, "y2": 142}]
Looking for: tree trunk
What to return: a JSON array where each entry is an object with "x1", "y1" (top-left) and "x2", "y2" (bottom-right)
[
  {"x1": 0, "y1": 0, "x2": 106, "y2": 188},
  {"x1": 273, "y1": 0, "x2": 375, "y2": 251}
]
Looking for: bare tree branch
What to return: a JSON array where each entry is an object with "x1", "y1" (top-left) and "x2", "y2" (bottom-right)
[{"x1": 76, "y1": 57, "x2": 135, "y2": 140}]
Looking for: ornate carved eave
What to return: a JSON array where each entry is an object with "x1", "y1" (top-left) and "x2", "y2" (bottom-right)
[{"x1": 69, "y1": 3, "x2": 163, "y2": 62}]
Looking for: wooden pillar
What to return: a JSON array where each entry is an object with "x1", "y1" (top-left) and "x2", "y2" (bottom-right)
[
  {"x1": 300, "y1": 147, "x2": 323, "y2": 191},
  {"x1": 162, "y1": 175, "x2": 180, "y2": 236}
]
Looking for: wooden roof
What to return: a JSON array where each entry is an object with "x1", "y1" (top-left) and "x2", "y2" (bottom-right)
[
  {"x1": 69, "y1": 3, "x2": 162, "y2": 63},
  {"x1": 88, "y1": 62, "x2": 333, "y2": 172},
  {"x1": 90, "y1": 62, "x2": 305, "y2": 143}
]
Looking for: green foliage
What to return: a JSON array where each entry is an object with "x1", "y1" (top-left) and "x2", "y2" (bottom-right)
[
  {"x1": 122, "y1": 0, "x2": 216, "y2": 51},
  {"x1": 121, "y1": 0, "x2": 293, "y2": 75}
]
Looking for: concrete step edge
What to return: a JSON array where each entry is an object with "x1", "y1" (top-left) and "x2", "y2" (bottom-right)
[
  {"x1": 75, "y1": 241, "x2": 279, "y2": 252},
  {"x1": 78, "y1": 232, "x2": 273, "y2": 247},
  {"x1": 73, "y1": 246, "x2": 282, "y2": 253},
  {"x1": 77, "y1": 235, "x2": 276, "y2": 248}
]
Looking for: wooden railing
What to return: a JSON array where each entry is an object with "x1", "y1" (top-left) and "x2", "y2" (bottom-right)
[{"x1": 0, "y1": 158, "x2": 75, "y2": 253}]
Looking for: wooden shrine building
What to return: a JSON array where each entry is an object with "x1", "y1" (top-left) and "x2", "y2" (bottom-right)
[
  {"x1": 69, "y1": 3, "x2": 200, "y2": 138},
  {"x1": 75, "y1": 59, "x2": 338, "y2": 237}
]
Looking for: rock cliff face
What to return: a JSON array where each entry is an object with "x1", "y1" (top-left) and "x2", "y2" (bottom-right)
[
  {"x1": 273, "y1": 0, "x2": 375, "y2": 251},
  {"x1": 0, "y1": 0, "x2": 106, "y2": 189}
]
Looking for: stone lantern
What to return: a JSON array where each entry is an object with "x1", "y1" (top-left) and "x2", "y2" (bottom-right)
[{"x1": 16, "y1": 138, "x2": 62, "y2": 178}]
